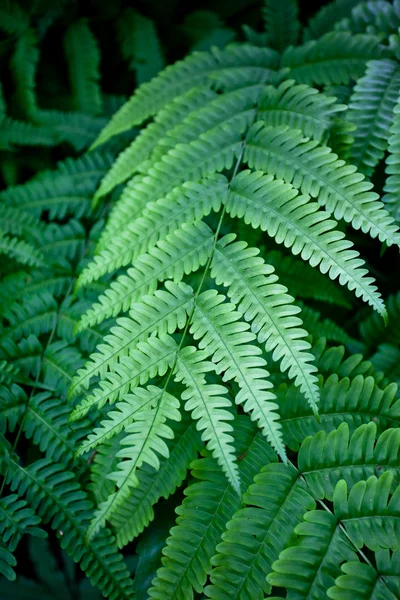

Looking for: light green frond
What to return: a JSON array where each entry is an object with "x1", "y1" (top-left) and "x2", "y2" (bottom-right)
[
  {"x1": 94, "y1": 87, "x2": 217, "y2": 201},
  {"x1": 70, "y1": 335, "x2": 178, "y2": 422},
  {"x1": 83, "y1": 175, "x2": 226, "y2": 283},
  {"x1": 346, "y1": 59, "x2": 400, "y2": 176},
  {"x1": 383, "y1": 96, "x2": 400, "y2": 223},
  {"x1": 245, "y1": 123, "x2": 400, "y2": 248},
  {"x1": 176, "y1": 345, "x2": 240, "y2": 494},
  {"x1": 298, "y1": 422, "x2": 400, "y2": 500},
  {"x1": 263, "y1": 0, "x2": 300, "y2": 51},
  {"x1": 191, "y1": 289, "x2": 284, "y2": 457},
  {"x1": 149, "y1": 416, "x2": 277, "y2": 600},
  {"x1": 91, "y1": 44, "x2": 280, "y2": 147},
  {"x1": 282, "y1": 32, "x2": 386, "y2": 86},
  {"x1": 111, "y1": 419, "x2": 202, "y2": 548},
  {"x1": 64, "y1": 19, "x2": 102, "y2": 115},
  {"x1": 77, "y1": 221, "x2": 214, "y2": 329},
  {"x1": 95, "y1": 124, "x2": 242, "y2": 251},
  {"x1": 212, "y1": 234, "x2": 320, "y2": 409},
  {"x1": 205, "y1": 463, "x2": 315, "y2": 600},
  {"x1": 258, "y1": 79, "x2": 346, "y2": 141},
  {"x1": 87, "y1": 385, "x2": 181, "y2": 539},
  {"x1": 71, "y1": 281, "x2": 193, "y2": 397}
]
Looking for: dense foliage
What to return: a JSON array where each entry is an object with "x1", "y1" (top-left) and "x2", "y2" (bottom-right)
[{"x1": 1, "y1": 0, "x2": 400, "y2": 598}]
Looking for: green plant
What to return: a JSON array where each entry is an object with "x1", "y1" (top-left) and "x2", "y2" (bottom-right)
[{"x1": 1, "y1": 0, "x2": 400, "y2": 598}]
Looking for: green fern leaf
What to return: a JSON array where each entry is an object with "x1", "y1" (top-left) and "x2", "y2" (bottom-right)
[
  {"x1": 304, "y1": 0, "x2": 360, "y2": 39},
  {"x1": 282, "y1": 32, "x2": 387, "y2": 86},
  {"x1": 91, "y1": 44, "x2": 280, "y2": 147},
  {"x1": 190, "y1": 289, "x2": 285, "y2": 457},
  {"x1": 86, "y1": 385, "x2": 181, "y2": 539},
  {"x1": 64, "y1": 18, "x2": 102, "y2": 115},
  {"x1": 383, "y1": 95, "x2": 400, "y2": 223},
  {"x1": 205, "y1": 463, "x2": 315, "y2": 600},
  {"x1": 263, "y1": 0, "x2": 300, "y2": 51},
  {"x1": 245, "y1": 123, "x2": 400, "y2": 248},
  {"x1": 149, "y1": 416, "x2": 277, "y2": 600},
  {"x1": 77, "y1": 221, "x2": 214, "y2": 329},
  {"x1": 0, "y1": 230, "x2": 44, "y2": 267},
  {"x1": 346, "y1": 59, "x2": 400, "y2": 177},
  {"x1": 176, "y1": 345, "x2": 240, "y2": 494}
]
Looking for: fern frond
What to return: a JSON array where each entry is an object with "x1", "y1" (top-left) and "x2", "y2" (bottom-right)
[
  {"x1": 71, "y1": 281, "x2": 193, "y2": 397},
  {"x1": 94, "y1": 124, "x2": 242, "y2": 252},
  {"x1": 116, "y1": 8, "x2": 164, "y2": 85},
  {"x1": 305, "y1": 0, "x2": 360, "y2": 39},
  {"x1": 86, "y1": 385, "x2": 181, "y2": 539},
  {"x1": 360, "y1": 291, "x2": 400, "y2": 350},
  {"x1": 0, "y1": 546, "x2": 17, "y2": 581},
  {"x1": 0, "y1": 293, "x2": 57, "y2": 341},
  {"x1": 245, "y1": 123, "x2": 400, "y2": 248},
  {"x1": 83, "y1": 175, "x2": 226, "y2": 284},
  {"x1": 346, "y1": 59, "x2": 400, "y2": 177},
  {"x1": 0, "y1": 493, "x2": 45, "y2": 553},
  {"x1": 94, "y1": 87, "x2": 217, "y2": 200},
  {"x1": 335, "y1": 0, "x2": 400, "y2": 37},
  {"x1": 383, "y1": 95, "x2": 400, "y2": 223},
  {"x1": 0, "y1": 230, "x2": 44, "y2": 267},
  {"x1": 263, "y1": 0, "x2": 300, "y2": 51},
  {"x1": 205, "y1": 463, "x2": 315, "y2": 600},
  {"x1": 110, "y1": 419, "x2": 202, "y2": 548},
  {"x1": 190, "y1": 289, "x2": 284, "y2": 457},
  {"x1": 149, "y1": 416, "x2": 277, "y2": 600},
  {"x1": 282, "y1": 32, "x2": 386, "y2": 86},
  {"x1": 299, "y1": 304, "x2": 352, "y2": 344},
  {"x1": 176, "y1": 345, "x2": 240, "y2": 494},
  {"x1": 42, "y1": 341, "x2": 85, "y2": 397},
  {"x1": 279, "y1": 372, "x2": 400, "y2": 451},
  {"x1": 371, "y1": 344, "x2": 400, "y2": 386},
  {"x1": 11, "y1": 28, "x2": 38, "y2": 117},
  {"x1": 0, "y1": 117, "x2": 61, "y2": 148},
  {"x1": 212, "y1": 234, "x2": 319, "y2": 409},
  {"x1": 77, "y1": 221, "x2": 214, "y2": 329},
  {"x1": 328, "y1": 551, "x2": 400, "y2": 599},
  {"x1": 71, "y1": 335, "x2": 178, "y2": 422},
  {"x1": 258, "y1": 79, "x2": 346, "y2": 141},
  {"x1": 0, "y1": 449, "x2": 135, "y2": 600},
  {"x1": 299, "y1": 422, "x2": 400, "y2": 500},
  {"x1": 64, "y1": 18, "x2": 102, "y2": 115},
  {"x1": 91, "y1": 44, "x2": 280, "y2": 147}
]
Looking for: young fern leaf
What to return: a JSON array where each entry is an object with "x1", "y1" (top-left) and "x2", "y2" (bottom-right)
[
  {"x1": 175, "y1": 346, "x2": 240, "y2": 494},
  {"x1": 94, "y1": 87, "x2": 217, "y2": 201},
  {"x1": 190, "y1": 289, "x2": 285, "y2": 458},
  {"x1": 245, "y1": 123, "x2": 400, "y2": 248},
  {"x1": 64, "y1": 19, "x2": 102, "y2": 115},
  {"x1": 71, "y1": 281, "x2": 194, "y2": 396},
  {"x1": 346, "y1": 59, "x2": 400, "y2": 177},
  {"x1": 149, "y1": 416, "x2": 277, "y2": 600},
  {"x1": 91, "y1": 44, "x2": 280, "y2": 147},
  {"x1": 86, "y1": 385, "x2": 181, "y2": 540},
  {"x1": 258, "y1": 79, "x2": 346, "y2": 141},
  {"x1": 212, "y1": 234, "x2": 319, "y2": 410},
  {"x1": 263, "y1": 0, "x2": 300, "y2": 51},
  {"x1": 77, "y1": 221, "x2": 214, "y2": 329}
]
